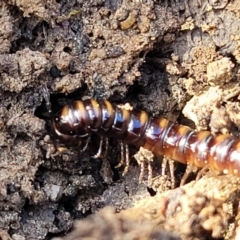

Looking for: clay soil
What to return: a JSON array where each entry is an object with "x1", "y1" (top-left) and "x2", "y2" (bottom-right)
[{"x1": 1, "y1": 0, "x2": 240, "y2": 239}]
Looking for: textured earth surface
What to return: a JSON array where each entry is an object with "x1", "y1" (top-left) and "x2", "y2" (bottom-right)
[{"x1": 1, "y1": 0, "x2": 240, "y2": 239}]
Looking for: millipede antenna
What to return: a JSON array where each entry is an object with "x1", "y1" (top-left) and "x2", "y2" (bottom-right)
[{"x1": 42, "y1": 87, "x2": 53, "y2": 118}]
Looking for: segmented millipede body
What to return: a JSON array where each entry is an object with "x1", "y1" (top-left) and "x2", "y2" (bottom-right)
[{"x1": 42, "y1": 88, "x2": 240, "y2": 180}]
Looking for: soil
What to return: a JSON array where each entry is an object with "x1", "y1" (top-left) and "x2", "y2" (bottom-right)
[{"x1": 1, "y1": 0, "x2": 240, "y2": 239}]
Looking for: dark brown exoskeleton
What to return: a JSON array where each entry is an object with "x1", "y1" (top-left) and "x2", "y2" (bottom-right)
[{"x1": 42, "y1": 87, "x2": 240, "y2": 185}]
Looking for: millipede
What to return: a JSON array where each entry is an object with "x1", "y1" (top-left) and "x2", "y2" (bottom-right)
[{"x1": 42, "y1": 87, "x2": 240, "y2": 185}]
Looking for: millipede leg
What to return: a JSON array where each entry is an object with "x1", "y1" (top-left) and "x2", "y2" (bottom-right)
[
  {"x1": 161, "y1": 157, "x2": 168, "y2": 176},
  {"x1": 42, "y1": 87, "x2": 51, "y2": 113},
  {"x1": 95, "y1": 138, "x2": 109, "y2": 158},
  {"x1": 115, "y1": 141, "x2": 125, "y2": 168},
  {"x1": 180, "y1": 164, "x2": 192, "y2": 186},
  {"x1": 169, "y1": 160, "x2": 175, "y2": 189},
  {"x1": 82, "y1": 136, "x2": 91, "y2": 152},
  {"x1": 180, "y1": 164, "x2": 199, "y2": 185},
  {"x1": 196, "y1": 166, "x2": 209, "y2": 181},
  {"x1": 122, "y1": 144, "x2": 129, "y2": 176},
  {"x1": 42, "y1": 87, "x2": 55, "y2": 124},
  {"x1": 92, "y1": 136, "x2": 103, "y2": 158},
  {"x1": 103, "y1": 138, "x2": 109, "y2": 157}
]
